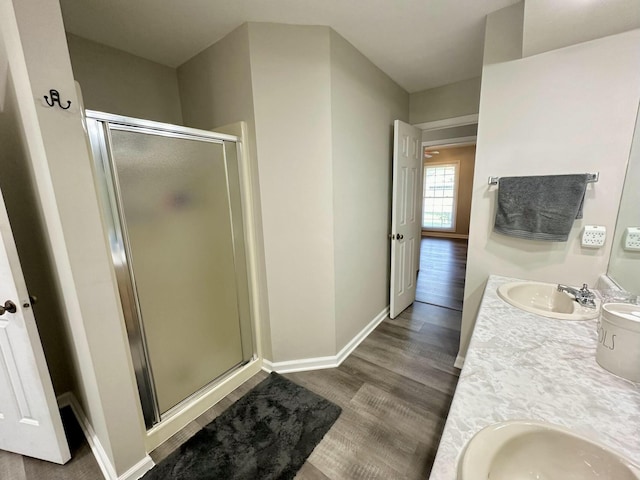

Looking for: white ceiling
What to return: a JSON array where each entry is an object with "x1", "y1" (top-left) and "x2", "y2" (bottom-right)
[{"x1": 59, "y1": 0, "x2": 520, "y2": 93}]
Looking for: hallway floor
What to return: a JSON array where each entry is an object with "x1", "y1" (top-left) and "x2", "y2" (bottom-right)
[
  {"x1": 416, "y1": 236, "x2": 468, "y2": 311},
  {"x1": 285, "y1": 302, "x2": 461, "y2": 479},
  {"x1": 1, "y1": 238, "x2": 465, "y2": 479}
]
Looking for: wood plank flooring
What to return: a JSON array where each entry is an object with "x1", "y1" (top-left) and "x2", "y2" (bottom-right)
[
  {"x1": 286, "y1": 303, "x2": 460, "y2": 479},
  {"x1": 149, "y1": 301, "x2": 461, "y2": 480},
  {"x1": 3, "y1": 239, "x2": 465, "y2": 479},
  {"x1": 415, "y1": 237, "x2": 468, "y2": 311}
]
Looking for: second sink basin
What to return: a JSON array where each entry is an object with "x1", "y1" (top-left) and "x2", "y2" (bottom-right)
[
  {"x1": 497, "y1": 281, "x2": 600, "y2": 320},
  {"x1": 459, "y1": 420, "x2": 640, "y2": 480}
]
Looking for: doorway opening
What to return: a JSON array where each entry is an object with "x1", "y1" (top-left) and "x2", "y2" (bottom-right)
[{"x1": 416, "y1": 144, "x2": 475, "y2": 312}]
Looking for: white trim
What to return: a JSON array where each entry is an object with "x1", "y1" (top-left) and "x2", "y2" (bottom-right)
[
  {"x1": 263, "y1": 306, "x2": 390, "y2": 374},
  {"x1": 414, "y1": 114, "x2": 479, "y2": 132},
  {"x1": 116, "y1": 456, "x2": 155, "y2": 480},
  {"x1": 211, "y1": 121, "x2": 265, "y2": 361},
  {"x1": 454, "y1": 355, "x2": 465, "y2": 369},
  {"x1": 422, "y1": 160, "x2": 460, "y2": 232},
  {"x1": 422, "y1": 136, "x2": 477, "y2": 148},
  {"x1": 144, "y1": 358, "x2": 262, "y2": 451},
  {"x1": 57, "y1": 392, "x2": 154, "y2": 480},
  {"x1": 422, "y1": 231, "x2": 469, "y2": 239},
  {"x1": 262, "y1": 355, "x2": 336, "y2": 373},
  {"x1": 56, "y1": 393, "x2": 154, "y2": 480},
  {"x1": 57, "y1": 392, "x2": 116, "y2": 480}
]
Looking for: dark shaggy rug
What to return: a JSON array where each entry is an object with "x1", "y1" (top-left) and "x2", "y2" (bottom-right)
[{"x1": 142, "y1": 372, "x2": 341, "y2": 480}]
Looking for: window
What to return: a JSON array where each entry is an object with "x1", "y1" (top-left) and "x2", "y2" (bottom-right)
[{"x1": 423, "y1": 162, "x2": 459, "y2": 230}]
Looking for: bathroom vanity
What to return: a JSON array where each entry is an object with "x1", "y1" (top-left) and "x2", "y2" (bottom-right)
[{"x1": 429, "y1": 275, "x2": 640, "y2": 479}]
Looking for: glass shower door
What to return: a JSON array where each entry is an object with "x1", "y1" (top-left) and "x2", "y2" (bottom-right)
[{"x1": 87, "y1": 114, "x2": 253, "y2": 427}]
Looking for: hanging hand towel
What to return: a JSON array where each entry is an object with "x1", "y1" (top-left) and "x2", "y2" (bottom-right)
[{"x1": 493, "y1": 174, "x2": 589, "y2": 242}]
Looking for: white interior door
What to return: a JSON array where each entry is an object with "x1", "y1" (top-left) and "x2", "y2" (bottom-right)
[
  {"x1": 390, "y1": 120, "x2": 423, "y2": 318},
  {"x1": 0, "y1": 188, "x2": 70, "y2": 464}
]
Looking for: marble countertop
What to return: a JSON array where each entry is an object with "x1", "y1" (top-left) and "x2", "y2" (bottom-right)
[{"x1": 429, "y1": 274, "x2": 640, "y2": 480}]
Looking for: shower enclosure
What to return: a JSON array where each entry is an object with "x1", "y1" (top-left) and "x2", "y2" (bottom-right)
[{"x1": 85, "y1": 111, "x2": 254, "y2": 428}]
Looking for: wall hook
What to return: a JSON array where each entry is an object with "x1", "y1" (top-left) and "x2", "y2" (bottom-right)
[{"x1": 44, "y1": 89, "x2": 71, "y2": 110}]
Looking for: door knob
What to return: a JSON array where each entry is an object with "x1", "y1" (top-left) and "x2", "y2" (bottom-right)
[
  {"x1": 0, "y1": 300, "x2": 17, "y2": 316},
  {"x1": 397, "y1": 234, "x2": 404, "y2": 240}
]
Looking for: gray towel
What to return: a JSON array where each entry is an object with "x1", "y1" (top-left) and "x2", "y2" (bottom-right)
[{"x1": 494, "y1": 174, "x2": 589, "y2": 241}]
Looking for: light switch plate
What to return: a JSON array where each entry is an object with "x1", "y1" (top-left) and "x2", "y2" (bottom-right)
[
  {"x1": 624, "y1": 227, "x2": 640, "y2": 251},
  {"x1": 582, "y1": 225, "x2": 606, "y2": 248}
]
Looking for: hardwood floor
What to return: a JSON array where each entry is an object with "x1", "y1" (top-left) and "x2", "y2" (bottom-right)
[
  {"x1": 415, "y1": 237, "x2": 468, "y2": 311},
  {"x1": 149, "y1": 301, "x2": 461, "y2": 480},
  {"x1": 3, "y1": 241, "x2": 464, "y2": 479},
  {"x1": 287, "y1": 303, "x2": 460, "y2": 479}
]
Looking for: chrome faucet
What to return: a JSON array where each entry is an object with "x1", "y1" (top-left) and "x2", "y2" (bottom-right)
[{"x1": 557, "y1": 283, "x2": 597, "y2": 309}]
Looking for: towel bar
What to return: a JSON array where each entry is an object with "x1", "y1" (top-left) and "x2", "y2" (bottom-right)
[{"x1": 488, "y1": 172, "x2": 599, "y2": 186}]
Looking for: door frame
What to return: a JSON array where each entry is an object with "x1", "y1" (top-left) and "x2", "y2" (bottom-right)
[
  {"x1": 422, "y1": 135, "x2": 477, "y2": 148},
  {"x1": 421, "y1": 135, "x2": 477, "y2": 241},
  {"x1": 413, "y1": 114, "x2": 479, "y2": 132}
]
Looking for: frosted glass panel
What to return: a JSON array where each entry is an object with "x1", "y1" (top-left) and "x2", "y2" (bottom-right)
[{"x1": 110, "y1": 130, "x2": 243, "y2": 414}]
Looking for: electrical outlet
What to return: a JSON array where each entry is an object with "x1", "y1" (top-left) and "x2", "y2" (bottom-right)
[
  {"x1": 582, "y1": 225, "x2": 606, "y2": 248},
  {"x1": 624, "y1": 227, "x2": 640, "y2": 251}
]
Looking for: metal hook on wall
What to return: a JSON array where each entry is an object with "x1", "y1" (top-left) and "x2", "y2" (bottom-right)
[{"x1": 44, "y1": 89, "x2": 71, "y2": 110}]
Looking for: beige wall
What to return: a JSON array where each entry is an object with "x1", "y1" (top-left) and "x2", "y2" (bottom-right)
[
  {"x1": 483, "y1": 2, "x2": 524, "y2": 65},
  {"x1": 608, "y1": 104, "x2": 640, "y2": 296},
  {"x1": 329, "y1": 30, "x2": 409, "y2": 350},
  {"x1": 523, "y1": 0, "x2": 640, "y2": 57},
  {"x1": 248, "y1": 23, "x2": 336, "y2": 362},
  {"x1": 423, "y1": 145, "x2": 475, "y2": 237},
  {"x1": 460, "y1": 4, "x2": 640, "y2": 359},
  {"x1": 178, "y1": 24, "x2": 253, "y2": 131},
  {"x1": 66, "y1": 33, "x2": 183, "y2": 124},
  {"x1": 177, "y1": 24, "x2": 272, "y2": 358},
  {"x1": 0, "y1": 74, "x2": 74, "y2": 395},
  {"x1": 12, "y1": 0, "x2": 148, "y2": 475},
  {"x1": 409, "y1": 77, "x2": 481, "y2": 125},
  {"x1": 179, "y1": 23, "x2": 410, "y2": 362}
]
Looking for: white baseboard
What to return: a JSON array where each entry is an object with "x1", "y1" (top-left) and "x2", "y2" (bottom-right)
[
  {"x1": 117, "y1": 456, "x2": 155, "y2": 480},
  {"x1": 263, "y1": 306, "x2": 390, "y2": 374},
  {"x1": 262, "y1": 355, "x2": 337, "y2": 373},
  {"x1": 57, "y1": 392, "x2": 154, "y2": 480},
  {"x1": 454, "y1": 354, "x2": 465, "y2": 369},
  {"x1": 335, "y1": 306, "x2": 389, "y2": 365}
]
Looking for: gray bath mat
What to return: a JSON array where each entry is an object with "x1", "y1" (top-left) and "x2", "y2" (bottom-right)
[{"x1": 142, "y1": 372, "x2": 341, "y2": 480}]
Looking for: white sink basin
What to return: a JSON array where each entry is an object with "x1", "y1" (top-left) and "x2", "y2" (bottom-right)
[
  {"x1": 458, "y1": 420, "x2": 640, "y2": 480},
  {"x1": 497, "y1": 281, "x2": 600, "y2": 320}
]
